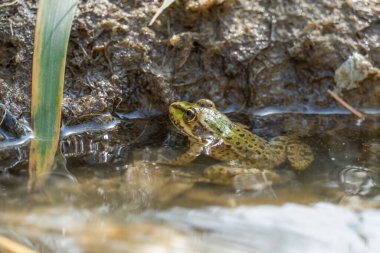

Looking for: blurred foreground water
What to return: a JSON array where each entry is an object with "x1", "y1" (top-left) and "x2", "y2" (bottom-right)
[{"x1": 0, "y1": 203, "x2": 379, "y2": 253}]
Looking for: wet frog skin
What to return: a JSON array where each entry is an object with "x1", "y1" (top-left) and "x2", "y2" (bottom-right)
[{"x1": 168, "y1": 99, "x2": 314, "y2": 176}]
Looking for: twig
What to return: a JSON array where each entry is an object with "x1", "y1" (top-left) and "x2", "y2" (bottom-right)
[
  {"x1": 0, "y1": 235, "x2": 40, "y2": 253},
  {"x1": 327, "y1": 89, "x2": 365, "y2": 119},
  {"x1": 149, "y1": 0, "x2": 175, "y2": 26},
  {"x1": 0, "y1": 0, "x2": 18, "y2": 8}
]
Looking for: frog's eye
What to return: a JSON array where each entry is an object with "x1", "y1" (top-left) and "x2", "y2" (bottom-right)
[
  {"x1": 184, "y1": 108, "x2": 196, "y2": 122},
  {"x1": 196, "y1": 99, "x2": 215, "y2": 108}
]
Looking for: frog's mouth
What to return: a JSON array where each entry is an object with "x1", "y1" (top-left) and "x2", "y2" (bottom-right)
[{"x1": 169, "y1": 102, "x2": 202, "y2": 142}]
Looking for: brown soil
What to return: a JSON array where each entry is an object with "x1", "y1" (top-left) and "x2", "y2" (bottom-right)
[{"x1": 0, "y1": 0, "x2": 379, "y2": 126}]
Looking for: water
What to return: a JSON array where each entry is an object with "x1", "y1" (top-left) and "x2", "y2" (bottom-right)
[{"x1": 0, "y1": 111, "x2": 379, "y2": 252}]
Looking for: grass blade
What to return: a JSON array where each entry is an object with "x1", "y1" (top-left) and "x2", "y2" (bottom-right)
[
  {"x1": 0, "y1": 235, "x2": 40, "y2": 253},
  {"x1": 28, "y1": 0, "x2": 78, "y2": 190},
  {"x1": 149, "y1": 0, "x2": 175, "y2": 26}
]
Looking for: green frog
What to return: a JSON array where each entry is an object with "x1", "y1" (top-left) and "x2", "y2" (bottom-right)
[{"x1": 168, "y1": 99, "x2": 314, "y2": 183}]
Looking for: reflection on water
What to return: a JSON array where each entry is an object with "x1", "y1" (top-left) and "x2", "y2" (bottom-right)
[
  {"x1": 0, "y1": 112, "x2": 379, "y2": 252},
  {"x1": 339, "y1": 165, "x2": 378, "y2": 195}
]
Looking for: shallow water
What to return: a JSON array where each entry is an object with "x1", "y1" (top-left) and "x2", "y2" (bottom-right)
[{"x1": 0, "y1": 111, "x2": 379, "y2": 252}]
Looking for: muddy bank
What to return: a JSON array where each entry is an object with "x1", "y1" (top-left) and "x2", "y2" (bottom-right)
[{"x1": 0, "y1": 0, "x2": 379, "y2": 121}]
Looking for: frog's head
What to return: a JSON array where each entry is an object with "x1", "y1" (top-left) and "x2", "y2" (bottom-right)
[{"x1": 169, "y1": 99, "x2": 231, "y2": 142}]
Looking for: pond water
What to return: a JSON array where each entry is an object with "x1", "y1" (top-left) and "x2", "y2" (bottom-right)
[{"x1": 0, "y1": 109, "x2": 379, "y2": 253}]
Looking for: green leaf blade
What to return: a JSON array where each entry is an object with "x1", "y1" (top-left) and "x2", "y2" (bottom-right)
[{"x1": 29, "y1": 0, "x2": 78, "y2": 189}]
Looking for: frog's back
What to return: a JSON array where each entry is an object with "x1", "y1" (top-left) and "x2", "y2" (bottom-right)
[{"x1": 209, "y1": 122, "x2": 278, "y2": 169}]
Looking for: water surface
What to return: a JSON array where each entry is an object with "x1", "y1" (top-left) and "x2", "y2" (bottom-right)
[{"x1": 0, "y1": 110, "x2": 379, "y2": 252}]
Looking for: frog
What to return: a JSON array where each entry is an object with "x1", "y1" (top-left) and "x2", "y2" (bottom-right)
[{"x1": 167, "y1": 99, "x2": 314, "y2": 184}]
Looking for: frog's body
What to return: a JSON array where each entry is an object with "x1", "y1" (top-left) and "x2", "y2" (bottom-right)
[{"x1": 168, "y1": 99, "x2": 314, "y2": 181}]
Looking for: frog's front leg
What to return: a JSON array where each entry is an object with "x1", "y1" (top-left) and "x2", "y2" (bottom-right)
[{"x1": 167, "y1": 140, "x2": 204, "y2": 166}]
